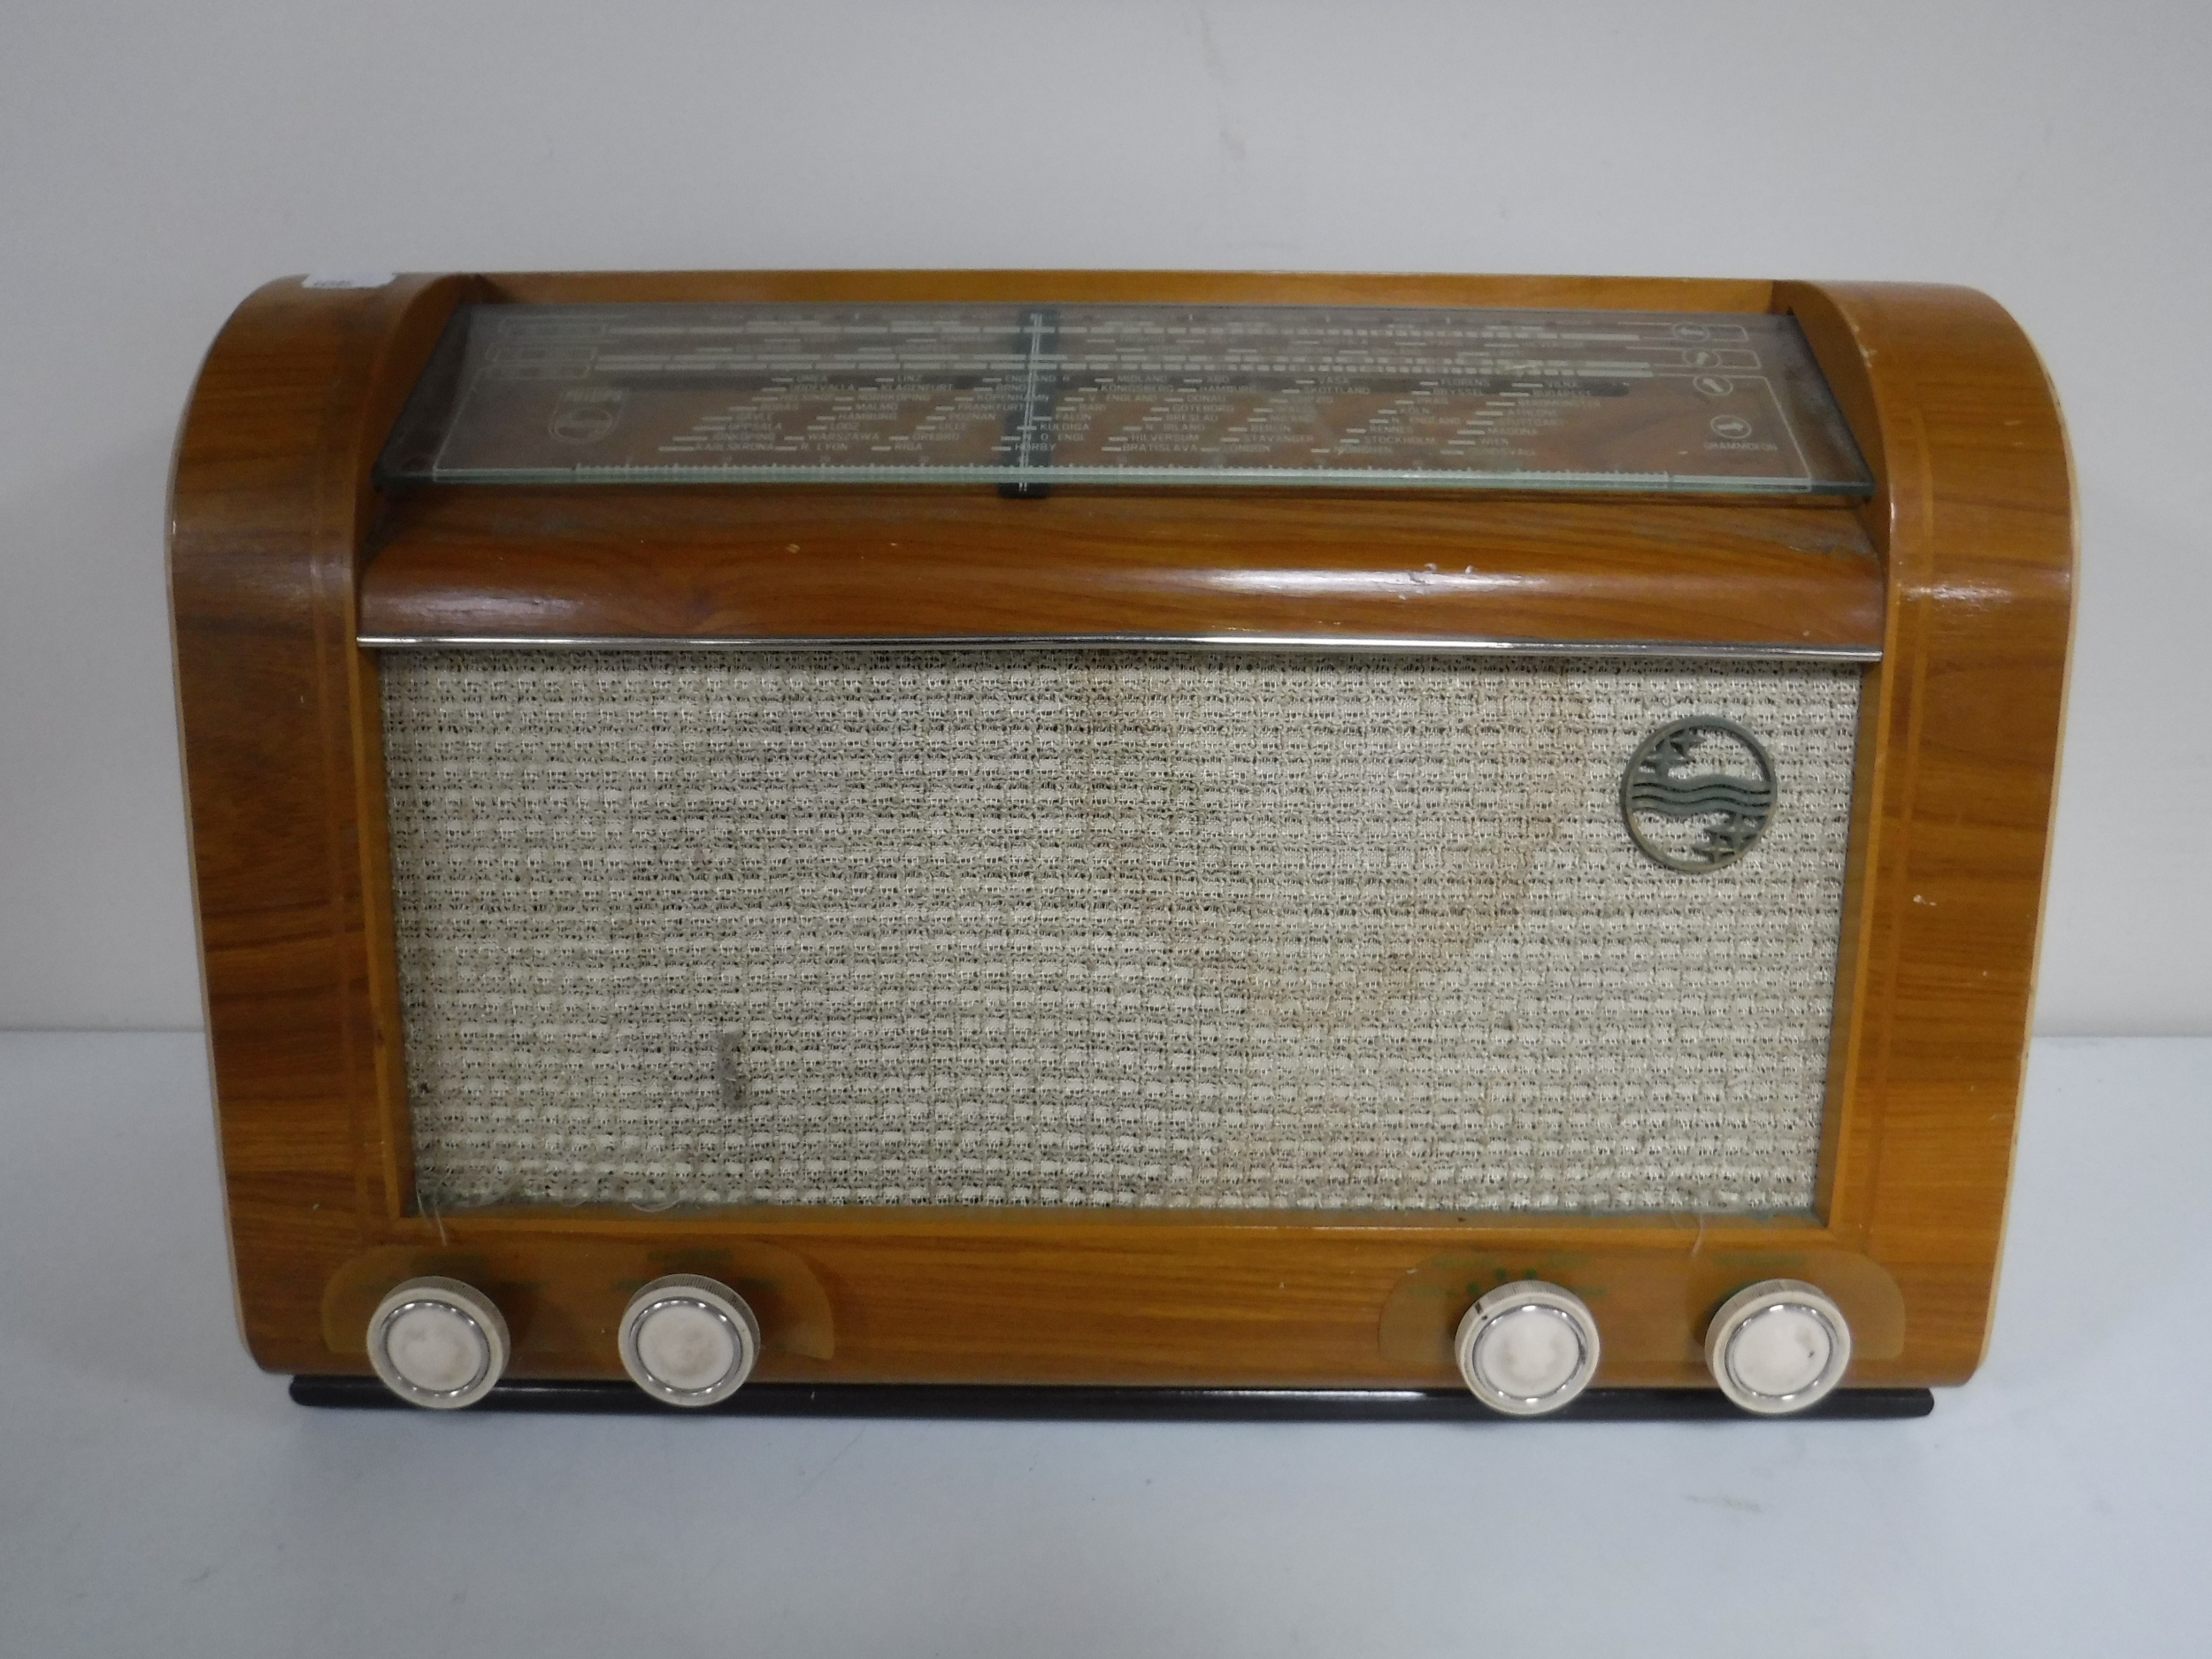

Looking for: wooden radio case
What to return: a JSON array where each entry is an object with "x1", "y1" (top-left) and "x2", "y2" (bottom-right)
[{"x1": 171, "y1": 271, "x2": 2071, "y2": 1417}]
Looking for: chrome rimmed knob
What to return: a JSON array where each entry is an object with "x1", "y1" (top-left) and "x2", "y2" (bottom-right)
[
  {"x1": 618, "y1": 1275, "x2": 761, "y2": 1408},
  {"x1": 367, "y1": 1276, "x2": 510, "y2": 1409},
  {"x1": 1705, "y1": 1279, "x2": 1853, "y2": 1416},
  {"x1": 1454, "y1": 1280, "x2": 1602, "y2": 1416}
]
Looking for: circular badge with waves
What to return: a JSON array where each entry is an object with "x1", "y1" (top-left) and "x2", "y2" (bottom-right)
[{"x1": 1621, "y1": 717, "x2": 1778, "y2": 872}]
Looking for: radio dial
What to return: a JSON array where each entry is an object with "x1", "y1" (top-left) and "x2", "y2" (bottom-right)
[
  {"x1": 1706, "y1": 1279, "x2": 1854, "y2": 1414},
  {"x1": 1454, "y1": 1281, "x2": 1602, "y2": 1416},
  {"x1": 365, "y1": 1277, "x2": 510, "y2": 1409},
  {"x1": 618, "y1": 1275, "x2": 762, "y2": 1407}
]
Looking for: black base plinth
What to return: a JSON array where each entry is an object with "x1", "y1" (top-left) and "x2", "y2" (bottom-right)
[{"x1": 290, "y1": 1376, "x2": 1933, "y2": 1421}]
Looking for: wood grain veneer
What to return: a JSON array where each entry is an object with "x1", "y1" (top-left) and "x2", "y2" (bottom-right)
[
  {"x1": 359, "y1": 488, "x2": 1883, "y2": 652},
  {"x1": 171, "y1": 270, "x2": 2072, "y2": 1394}
]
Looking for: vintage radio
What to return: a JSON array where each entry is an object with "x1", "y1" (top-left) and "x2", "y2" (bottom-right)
[{"x1": 170, "y1": 271, "x2": 2071, "y2": 1418}]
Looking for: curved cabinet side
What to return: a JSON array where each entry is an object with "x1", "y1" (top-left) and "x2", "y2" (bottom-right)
[
  {"x1": 169, "y1": 275, "x2": 467, "y2": 1371},
  {"x1": 1780, "y1": 280, "x2": 2075, "y2": 1383}
]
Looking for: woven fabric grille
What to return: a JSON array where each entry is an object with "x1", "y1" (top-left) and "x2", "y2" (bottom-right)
[{"x1": 382, "y1": 650, "x2": 1861, "y2": 1213}]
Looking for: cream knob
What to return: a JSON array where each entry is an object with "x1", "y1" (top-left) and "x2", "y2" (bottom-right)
[
  {"x1": 618, "y1": 1275, "x2": 761, "y2": 1407},
  {"x1": 366, "y1": 1277, "x2": 510, "y2": 1409},
  {"x1": 1706, "y1": 1279, "x2": 1853, "y2": 1415},
  {"x1": 1454, "y1": 1280, "x2": 1601, "y2": 1416}
]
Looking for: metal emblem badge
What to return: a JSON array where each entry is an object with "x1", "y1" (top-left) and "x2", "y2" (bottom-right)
[{"x1": 1621, "y1": 718, "x2": 1778, "y2": 872}]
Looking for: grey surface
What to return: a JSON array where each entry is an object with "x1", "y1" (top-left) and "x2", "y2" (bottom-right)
[
  {"x1": 1, "y1": 1, "x2": 2210, "y2": 1034},
  {"x1": 1, "y1": 1032, "x2": 2205, "y2": 1655}
]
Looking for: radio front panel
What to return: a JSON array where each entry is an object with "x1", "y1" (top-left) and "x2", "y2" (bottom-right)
[{"x1": 170, "y1": 271, "x2": 2073, "y2": 1414}]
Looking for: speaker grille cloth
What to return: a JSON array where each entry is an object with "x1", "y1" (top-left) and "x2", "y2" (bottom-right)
[{"x1": 382, "y1": 651, "x2": 1860, "y2": 1214}]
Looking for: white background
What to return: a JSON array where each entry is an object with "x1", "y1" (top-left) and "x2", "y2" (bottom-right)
[{"x1": 0, "y1": 0, "x2": 2205, "y2": 1032}]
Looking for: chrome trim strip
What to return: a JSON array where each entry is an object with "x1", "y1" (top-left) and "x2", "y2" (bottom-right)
[
  {"x1": 359, "y1": 632, "x2": 1881, "y2": 663},
  {"x1": 411, "y1": 463, "x2": 1872, "y2": 498}
]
